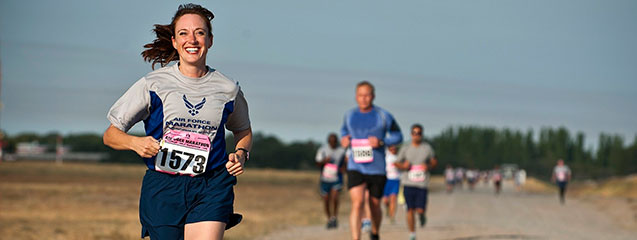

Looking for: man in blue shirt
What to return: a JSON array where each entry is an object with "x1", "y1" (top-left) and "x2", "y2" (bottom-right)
[{"x1": 341, "y1": 81, "x2": 403, "y2": 240}]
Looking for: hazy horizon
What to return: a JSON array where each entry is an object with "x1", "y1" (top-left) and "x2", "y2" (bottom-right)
[{"x1": 1, "y1": 0, "x2": 636, "y2": 149}]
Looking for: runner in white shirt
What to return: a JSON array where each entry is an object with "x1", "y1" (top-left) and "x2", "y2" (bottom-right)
[
  {"x1": 551, "y1": 159, "x2": 571, "y2": 204},
  {"x1": 382, "y1": 145, "x2": 400, "y2": 223},
  {"x1": 315, "y1": 133, "x2": 346, "y2": 229},
  {"x1": 515, "y1": 169, "x2": 527, "y2": 192},
  {"x1": 466, "y1": 169, "x2": 478, "y2": 191},
  {"x1": 444, "y1": 164, "x2": 455, "y2": 193}
]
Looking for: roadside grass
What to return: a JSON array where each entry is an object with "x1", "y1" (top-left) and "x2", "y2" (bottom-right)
[{"x1": 0, "y1": 161, "x2": 330, "y2": 240}]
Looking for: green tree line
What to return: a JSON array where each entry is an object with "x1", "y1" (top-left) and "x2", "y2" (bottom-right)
[{"x1": 2, "y1": 126, "x2": 635, "y2": 180}]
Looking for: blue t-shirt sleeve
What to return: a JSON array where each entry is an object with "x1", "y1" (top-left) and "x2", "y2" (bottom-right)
[
  {"x1": 383, "y1": 111, "x2": 403, "y2": 146},
  {"x1": 340, "y1": 113, "x2": 350, "y2": 138}
]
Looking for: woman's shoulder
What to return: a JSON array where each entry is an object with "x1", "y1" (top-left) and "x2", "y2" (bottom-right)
[{"x1": 208, "y1": 68, "x2": 242, "y2": 88}]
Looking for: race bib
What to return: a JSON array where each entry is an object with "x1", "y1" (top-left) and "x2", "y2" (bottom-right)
[
  {"x1": 351, "y1": 139, "x2": 373, "y2": 163},
  {"x1": 386, "y1": 164, "x2": 400, "y2": 180},
  {"x1": 322, "y1": 163, "x2": 339, "y2": 182},
  {"x1": 155, "y1": 129, "x2": 211, "y2": 176},
  {"x1": 557, "y1": 172, "x2": 566, "y2": 181},
  {"x1": 408, "y1": 165, "x2": 427, "y2": 182}
]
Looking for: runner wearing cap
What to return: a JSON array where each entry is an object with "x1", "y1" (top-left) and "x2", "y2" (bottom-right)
[{"x1": 394, "y1": 124, "x2": 437, "y2": 240}]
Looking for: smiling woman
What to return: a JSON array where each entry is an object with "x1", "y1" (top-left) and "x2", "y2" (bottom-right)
[{"x1": 102, "y1": 3, "x2": 253, "y2": 240}]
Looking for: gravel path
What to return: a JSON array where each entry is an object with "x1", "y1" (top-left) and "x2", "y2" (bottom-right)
[{"x1": 259, "y1": 181, "x2": 636, "y2": 240}]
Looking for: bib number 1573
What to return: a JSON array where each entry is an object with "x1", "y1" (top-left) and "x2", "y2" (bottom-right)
[
  {"x1": 155, "y1": 130, "x2": 211, "y2": 176},
  {"x1": 157, "y1": 147, "x2": 207, "y2": 174}
]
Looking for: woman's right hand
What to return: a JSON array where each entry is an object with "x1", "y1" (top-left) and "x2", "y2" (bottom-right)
[
  {"x1": 131, "y1": 136, "x2": 160, "y2": 158},
  {"x1": 103, "y1": 125, "x2": 160, "y2": 158}
]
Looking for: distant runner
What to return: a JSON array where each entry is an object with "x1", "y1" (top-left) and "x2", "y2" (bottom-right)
[
  {"x1": 395, "y1": 124, "x2": 437, "y2": 240},
  {"x1": 492, "y1": 165, "x2": 503, "y2": 195},
  {"x1": 382, "y1": 145, "x2": 400, "y2": 224},
  {"x1": 515, "y1": 169, "x2": 526, "y2": 192},
  {"x1": 444, "y1": 164, "x2": 455, "y2": 193},
  {"x1": 341, "y1": 81, "x2": 403, "y2": 240},
  {"x1": 551, "y1": 159, "x2": 571, "y2": 204},
  {"x1": 466, "y1": 168, "x2": 478, "y2": 191},
  {"x1": 455, "y1": 167, "x2": 464, "y2": 189},
  {"x1": 315, "y1": 133, "x2": 346, "y2": 229}
]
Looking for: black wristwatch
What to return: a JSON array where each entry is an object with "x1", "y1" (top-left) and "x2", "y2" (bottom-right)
[{"x1": 235, "y1": 148, "x2": 249, "y2": 162}]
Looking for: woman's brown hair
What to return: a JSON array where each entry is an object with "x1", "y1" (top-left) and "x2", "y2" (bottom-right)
[{"x1": 141, "y1": 3, "x2": 214, "y2": 69}]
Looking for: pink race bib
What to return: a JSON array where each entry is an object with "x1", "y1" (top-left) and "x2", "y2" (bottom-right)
[
  {"x1": 322, "y1": 163, "x2": 339, "y2": 181},
  {"x1": 155, "y1": 129, "x2": 211, "y2": 176},
  {"x1": 408, "y1": 165, "x2": 427, "y2": 182},
  {"x1": 351, "y1": 139, "x2": 373, "y2": 163}
]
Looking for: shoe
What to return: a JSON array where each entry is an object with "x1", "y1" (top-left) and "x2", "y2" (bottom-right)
[
  {"x1": 409, "y1": 232, "x2": 416, "y2": 240},
  {"x1": 326, "y1": 217, "x2": 337, "y2": 229},
  {"x1": 225, "y1": 213, "x2": 242, "y2": 230},
  {"x1": 418, "y1": 214, "x2": 426, "y2": 228},
  {"x1": 370, "y1": 232, "x2": 380, "y2": 240},
  {"x1": 362, "y1": 219, "x2": 372, "y2": 232}
]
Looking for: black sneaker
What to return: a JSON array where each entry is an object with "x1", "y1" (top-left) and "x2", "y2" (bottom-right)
[
  {"x1": 419, "y1": 214, "x2": 426, "y2": 228},
  {"x1": 370, "y1": 232, "x2": 380, "y2": 240},
  {"x1": 225, "y1": 213, "x2": 243, "y2": 230}
]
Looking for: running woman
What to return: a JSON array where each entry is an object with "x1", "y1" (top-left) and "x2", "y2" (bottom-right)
[
  {"x1": 395, "y1": 124, "x2": 437, "y2": 240},
  {"x1": 551, "y1": 159, "x2": 571, "y2": 204},
  {"x1": 341, "y1": 81, "x2": 403, "y2": 240},
  {"x1": 382, "y1": 145, "x2": 400, "y2": 224},
  {"x1": 315, "y1": 133, "x2": 346, "y2": 229},
  {"x1": 103, "y1": 4, "x2": 251, "y2": 240}
]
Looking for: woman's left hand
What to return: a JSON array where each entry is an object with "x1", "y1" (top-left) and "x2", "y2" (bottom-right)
[{"x1": 226, "y1": 152, "x2": 246, "y2": 176}]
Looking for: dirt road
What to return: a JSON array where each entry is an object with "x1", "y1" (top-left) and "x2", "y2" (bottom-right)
[{"x1": 259, "y1": 181, "x2": 636, "y2": 240}]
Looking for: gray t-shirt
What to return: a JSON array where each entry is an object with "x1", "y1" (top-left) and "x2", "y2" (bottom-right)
[
  {"x1": 397, "y1": 142, "x2": 435, "y2": 188},
  {"x1": 553, "y1": 165, "x2": 571, "y2": 182},
  {"x1": 315, "y1": 145, "x2": 346, "y2": 182},
  {"x1": 107, "y1": 64, "x2": 250, "y2": 171}
]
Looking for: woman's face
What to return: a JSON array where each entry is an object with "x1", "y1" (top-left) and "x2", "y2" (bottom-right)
[{"x1": 172, "y1": 14, "x2": 213, "y2": 68}]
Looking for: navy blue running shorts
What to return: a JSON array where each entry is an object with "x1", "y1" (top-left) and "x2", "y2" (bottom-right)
[
  {"x1": 403, "y1": 186, "x2": 428, "y2": 210},
  {"x1": 139, "y1": 164, "x2": 236, "y2": 240}
]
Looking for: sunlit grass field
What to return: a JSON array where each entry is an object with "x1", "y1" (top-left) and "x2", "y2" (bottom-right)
[
  {"x1": 0, "y1": 161, "x2": 334, "y2": 240},
  {"x1": 3, "y1": 161, "x2": 632, "y2": 239}
]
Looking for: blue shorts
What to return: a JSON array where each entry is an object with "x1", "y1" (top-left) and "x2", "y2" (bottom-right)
[
  {"x1": 383, "y1": 179, "x2": 400, "y2": 197},
  {"x1": 320, "y1": 180, "x2": 343, "y2": 196},
  {"x1": 139, "y1": 165, "x2": 236, "y2": 240},
  {"x1": 403, "y1": 186, "x2": 428, "y2": 210}
]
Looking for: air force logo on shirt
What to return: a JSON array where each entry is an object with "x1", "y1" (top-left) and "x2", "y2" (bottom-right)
[{"x1": 183, "y1": 95, "x2": 206, "y2": 116}]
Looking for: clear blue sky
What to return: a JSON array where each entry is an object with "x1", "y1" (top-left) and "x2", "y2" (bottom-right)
[{"x1": 1, "y1": 0, "x2": 636, "y2": 149}]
